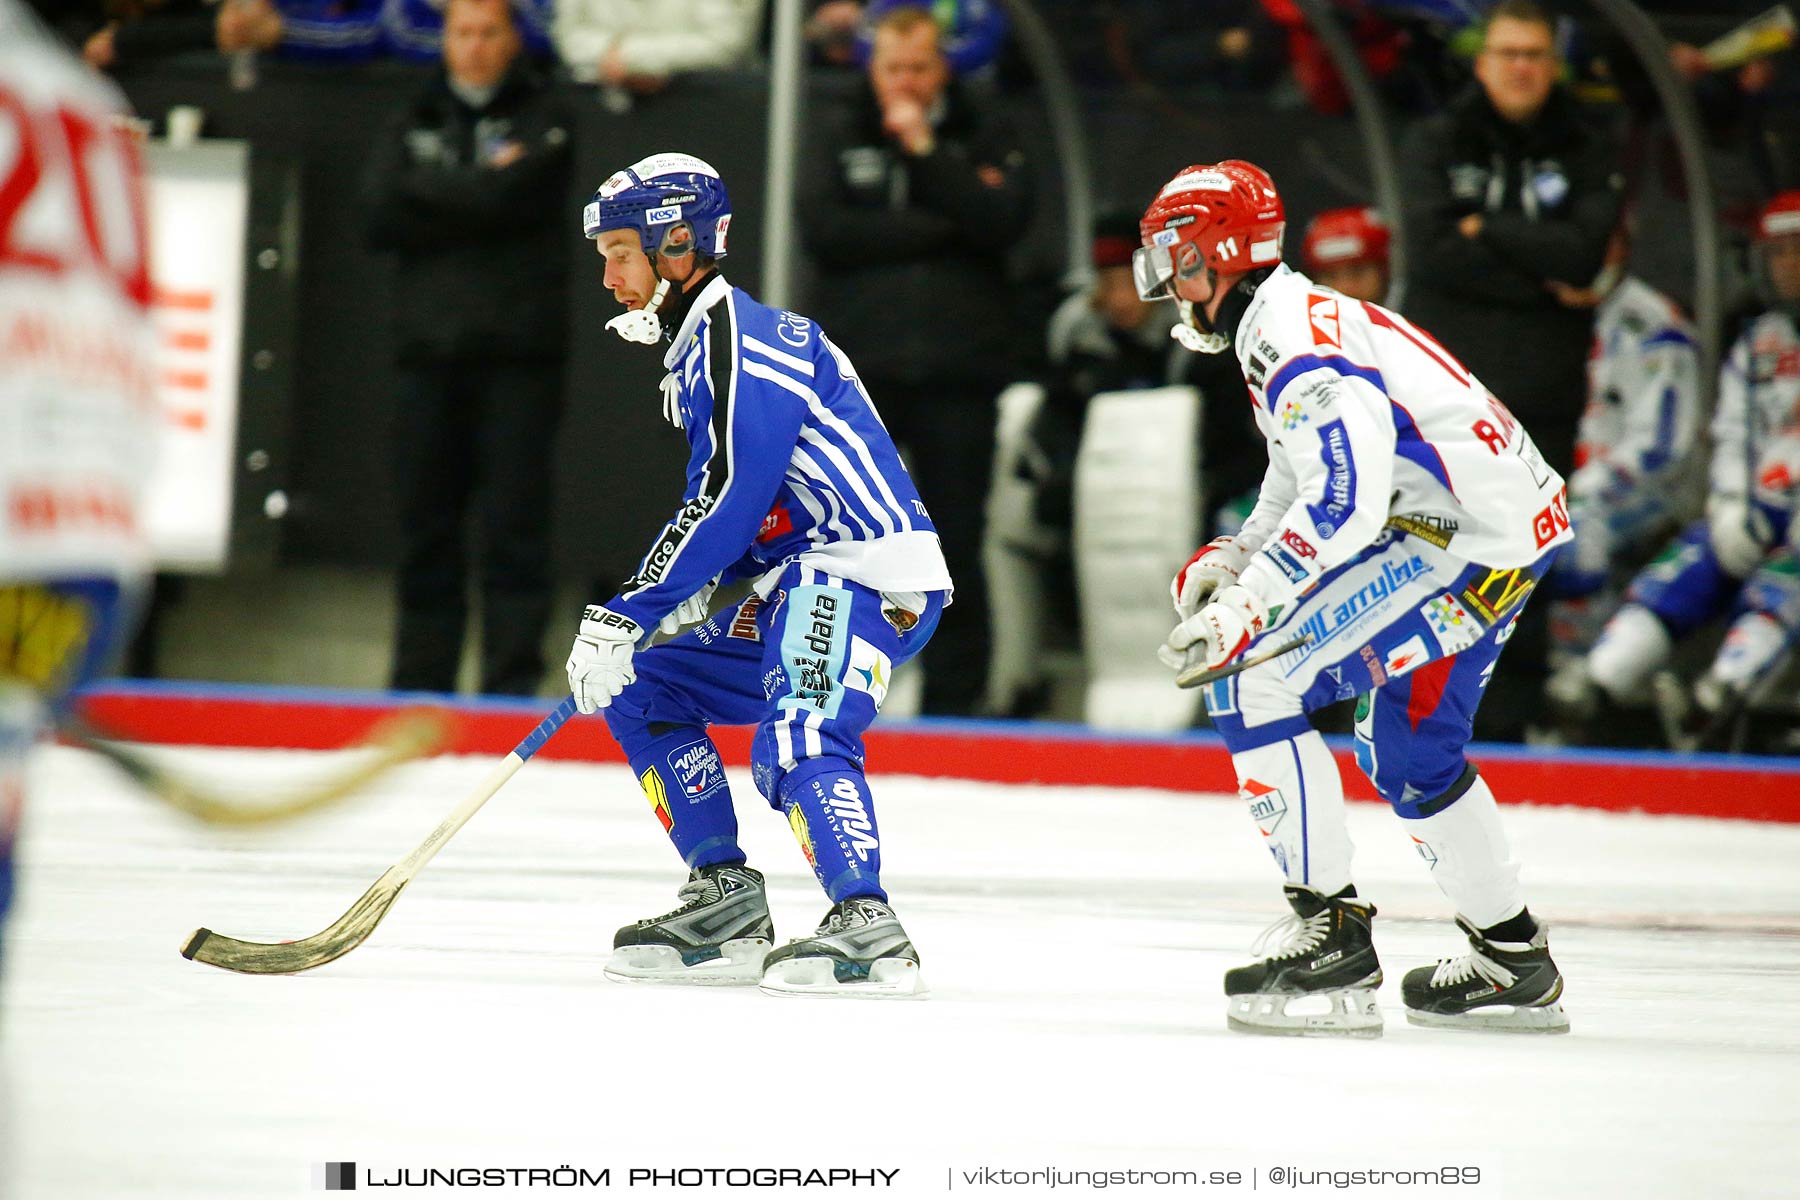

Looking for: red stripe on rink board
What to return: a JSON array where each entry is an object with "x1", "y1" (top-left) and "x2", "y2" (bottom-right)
[{"x1": 74, "y1": 687, "x2": 1800, "y2": 824}]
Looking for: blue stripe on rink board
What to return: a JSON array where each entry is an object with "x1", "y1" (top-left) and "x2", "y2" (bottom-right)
[{"x1": 73, "y1": 679, "x2": 1800, "y2": 775}]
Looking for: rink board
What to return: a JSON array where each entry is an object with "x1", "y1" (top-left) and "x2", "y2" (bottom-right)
[{"x1": 78, "y1": 680, "x2": 1800, "y2": 823}]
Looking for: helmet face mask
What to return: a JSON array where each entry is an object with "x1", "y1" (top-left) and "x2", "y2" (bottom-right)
[{"x1": 1131, "y1": 233, "x2": 1179, "y2": 301}]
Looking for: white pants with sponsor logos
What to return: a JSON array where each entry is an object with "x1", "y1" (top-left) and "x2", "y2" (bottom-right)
[{"x1": 1202, "y1": 528, "x2": 1538, "y2": 926}]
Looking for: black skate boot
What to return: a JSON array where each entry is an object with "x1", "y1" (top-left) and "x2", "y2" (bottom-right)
[
  {"x1": 1225, "y1": 885, "x2": 1383, "y2": 1038},
  {"x1": 759, "y1": 896, "x2": 926, "y2": 999},
  {"x1": 1403, "y1": 916, "x2": 1569, "y2": 1033},
  {"x1": 603, "y1": 863, "x2": 773, "y2": 985}
]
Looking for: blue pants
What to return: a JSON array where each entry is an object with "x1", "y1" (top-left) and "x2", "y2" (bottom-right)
[
  {"x1": 1626, "y1": 520, "x2": 1800, "y2": 636},
  {"x1": 1, "y1": 576, "x2": 135, "y2": 972},
  {"x1": 602, "y1": 562, "x2": 944, "y2": 904}
]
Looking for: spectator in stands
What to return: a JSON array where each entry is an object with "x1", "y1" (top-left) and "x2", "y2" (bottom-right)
[
  {"x1": 361, "y1": 0, "x2": 573, "y2": 696},
  {"x1": 850, "y1": 0, "x2": 1009, "y2": 79},
  {"x1": 1260, "y1": 0, "x2": 1462, "y2": 114},
  {"x1": 1019, "y1": 212, "x2": 1187, "y2": 542},
  {"x1": 211, "y1": 0, "x2": 384, "y2": 61},
  {"x1": 1397, "y1": 0, "x2": 1623, "y2": 739},
  {"x1": 804, "y1": 0, "x2": 863, "y2": 69},
  {"x1": 554, "y1": 0, "x2": 764, "y2": 94},
  {"x1": 26, "y1": 0, "x2": 210, "y2": 70},
  {"x1": 800, "y1": 4, "x2": 1032, "y2": 714},
  {"x1": 1301, "y1": 205, "x2": 1392, "y2": 303},
  {"x1": 383, "y1": 0, "x2": 554, "y2": 62},
  {"x1": 47, "y1": 0, "x2": 381, "y2": 70},
  {"x1": 1399, "y1": 0, "x2": 1622, "y2": 477}
]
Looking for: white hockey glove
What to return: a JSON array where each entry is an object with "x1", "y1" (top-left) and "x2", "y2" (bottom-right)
[
  {"x1": 1158, "y1": 584, "x2": 1268, "y2": 677},
  {"x1": 657, "y1": 577, "x2": 719, "y2": 636},
  {"x1": 1707, "y1": 498, "x2": 1773, "y2": 579},
  {"x1": 1171, "y1": 536, "x2": 1254, "y2": 621},
  {"x1": 566, "y1": 605, "x2": 643, "y2": 714}
]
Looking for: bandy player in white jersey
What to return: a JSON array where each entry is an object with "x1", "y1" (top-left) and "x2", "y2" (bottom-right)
[
  {"x1": 1134, "y1": 160, "x2": 1572, "y2": 1036},
  {"x1": 0, "y1": 0, "x2": 157, "y2": 983}
]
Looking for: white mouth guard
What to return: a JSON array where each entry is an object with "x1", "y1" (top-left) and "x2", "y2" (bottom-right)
[
  {"x1": 1171, "y1": 299, "x2": 1230, "y2": 354},
  {"x1": 606, "y1": 277, "x2": 672, "y2": 344}
]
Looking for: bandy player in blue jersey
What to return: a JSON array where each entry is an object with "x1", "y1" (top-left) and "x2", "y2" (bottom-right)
[
  {"x1": 564, "y1": 154, "x2": 952, "y2": 998},
  {"x1": 1135, "y1": 161, "x2": 1573, "y2": 1036}
]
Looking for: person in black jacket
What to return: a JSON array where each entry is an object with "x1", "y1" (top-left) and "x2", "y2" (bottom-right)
[
  {"x1": 1398, "y1": 0, "x2": 1623, "y2": 479},
  {"x1": 800, "y1": 4, "x2": 1032, "y2": 714},
  {"x1": 363, "y1": 0, "x2": 573, "y2": 695},
  {"x1": 1397, "y1": 0, "x2": 1623, "y2": 739}
]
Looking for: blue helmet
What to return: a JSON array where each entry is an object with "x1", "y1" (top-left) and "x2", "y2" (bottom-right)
[{"x1": 583, "y1": 152, "x2": 733, "y2": 260}]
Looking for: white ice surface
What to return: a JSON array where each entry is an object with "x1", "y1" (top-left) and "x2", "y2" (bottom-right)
[{"x1": 4, "y1": 743, "x2": 1800, "y2": 1199}]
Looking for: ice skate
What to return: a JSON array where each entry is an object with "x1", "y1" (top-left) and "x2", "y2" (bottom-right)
[
  {"x1": 1403, "y1": 916, "x2": 1569, "y2": 1033},
  {"x1": 604, "y1": 863, "x2": 773, "y2": 985},
  {"x1": 1543, "y1": 658, "x2": 1602, "y2": 741},
  {"x1": 1652, "y1": 671, "x2": 1743, "y2": 753},
  {"x1": 1225, "y1": 886, "x2": 1383, "y2": 1038},
  {"x1": 759, "y1": 897, "x2": 926, "y2": 999}
]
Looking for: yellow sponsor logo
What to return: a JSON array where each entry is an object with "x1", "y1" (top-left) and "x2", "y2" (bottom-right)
[
  {"x1": 0, "y1": 586, "x2": 93, "y2": 692},
  {"x1": 1458, "y1": 567, "x2": 1536, "y2": 624},
  {"x1": 639, "y1": 767, "x2": 673, "y2": 833},
  {"x1": 1384, "y1": 513, "x2": 1456, "y2": 550},
  {"x1": 786, "y1": 803, "x2": 816, "y2": 867}
]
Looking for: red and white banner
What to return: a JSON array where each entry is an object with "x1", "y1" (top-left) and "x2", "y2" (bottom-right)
[{"x1": 141, "y1": 141, "x2": 248, "y2": 571}]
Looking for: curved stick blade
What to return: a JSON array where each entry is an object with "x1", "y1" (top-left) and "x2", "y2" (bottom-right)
[{"x1": 181, "y1": 873, "x2": 408, "y2": 975}]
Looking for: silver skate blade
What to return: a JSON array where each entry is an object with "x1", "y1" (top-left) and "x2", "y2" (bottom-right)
[
  {"x1": 1405, "y1": 1002, "x2": 1571, "y2": 1034},
  {"x1": 602, "y1": 938, "x2": 770, "y2": 986},
  {"x1": 1226, "y1": 988, "x2": 1384, "y2": 1038},
  {"x1": 758, "y1": 956, "x2": 929, "y2": 1000}
]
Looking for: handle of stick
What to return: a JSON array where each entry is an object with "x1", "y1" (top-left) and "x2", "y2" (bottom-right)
[
  {"x1": 1175, "y1": 634, "x2": 1312, "y2": 689},
  {"x1": 517, "y1": 695, "x2": 578, "y2": 761},
  {"x1": 394, "y1": 696, "x2": 577, "y2": 879}
]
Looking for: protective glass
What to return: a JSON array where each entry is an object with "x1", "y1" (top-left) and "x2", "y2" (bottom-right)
[{"x1": 1132, "y1": 241, "x2": 1176, "y2": 301}]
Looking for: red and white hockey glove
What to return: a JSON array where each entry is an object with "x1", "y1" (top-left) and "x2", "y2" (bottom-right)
[
  {"x1": 1158, "y1": 584, "x2": 1267, "y2": 677},
  {"x1": 567, "y1": 605, "x2": 642, "y2": 714},
  {"x1": 1171, "y1": 536, "x2": 1254, "y2": 621}
]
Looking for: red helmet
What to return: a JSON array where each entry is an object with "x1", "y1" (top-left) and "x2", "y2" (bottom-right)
[
  {"x1": 1302, "y1": 206, "x2": 1391, "y2": 272},
  {"x1": 1754, "y1": 190, "x2": 1800, "y2": 308},
  {"x1": 1756, "y1": 191, "x2": 1800, "y2": 242},
  {"x1": 1134, "y1": 160, "x2": 1286, "y2": 301}
]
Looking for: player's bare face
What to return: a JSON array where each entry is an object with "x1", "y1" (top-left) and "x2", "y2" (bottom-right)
[
  {"x1": 598, "y1": 231, "x2": 656, "y2": 308},
  {"x1": 443, "y1": 0, "x2": 519, "y2": 90},
  {"x1": 1172, "y1": 266, "x2": 1224, "y2": 321},
  {"x1": 1092, "y1": 266, "x2": 1152, "y2": 333},
  {"x1": 870, "y1": 26, "x2": 948, "y2": 111},
  {"x1": 1317, "y1": 262, "x2": 1388, "y2": 304},
  {"x1": 1767, "y1": 236, "x2": 1800, "y2": 302},
  {"x1": 1476, "y1": 17, "x2": 1557, "y2": 124}
]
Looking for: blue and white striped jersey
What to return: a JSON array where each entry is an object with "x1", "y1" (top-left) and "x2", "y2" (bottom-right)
[{"x1": 606, "y1": 276, "x2": 952, "y2": 630}]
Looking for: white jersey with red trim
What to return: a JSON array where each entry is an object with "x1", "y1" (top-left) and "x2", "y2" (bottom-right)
[
  {"x1": 0, "y1": 0, "x2": 156, "y2": 583},
  {"x1": 1711, "y1": 309, "x2": 1800, "y2": 512},
  {"x1": 1228, "y1": 264, "x2": 1571, "y2": 618},
  {"x1": 1575, "y1": 276, "x2": 1702, "y2": 491}
]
